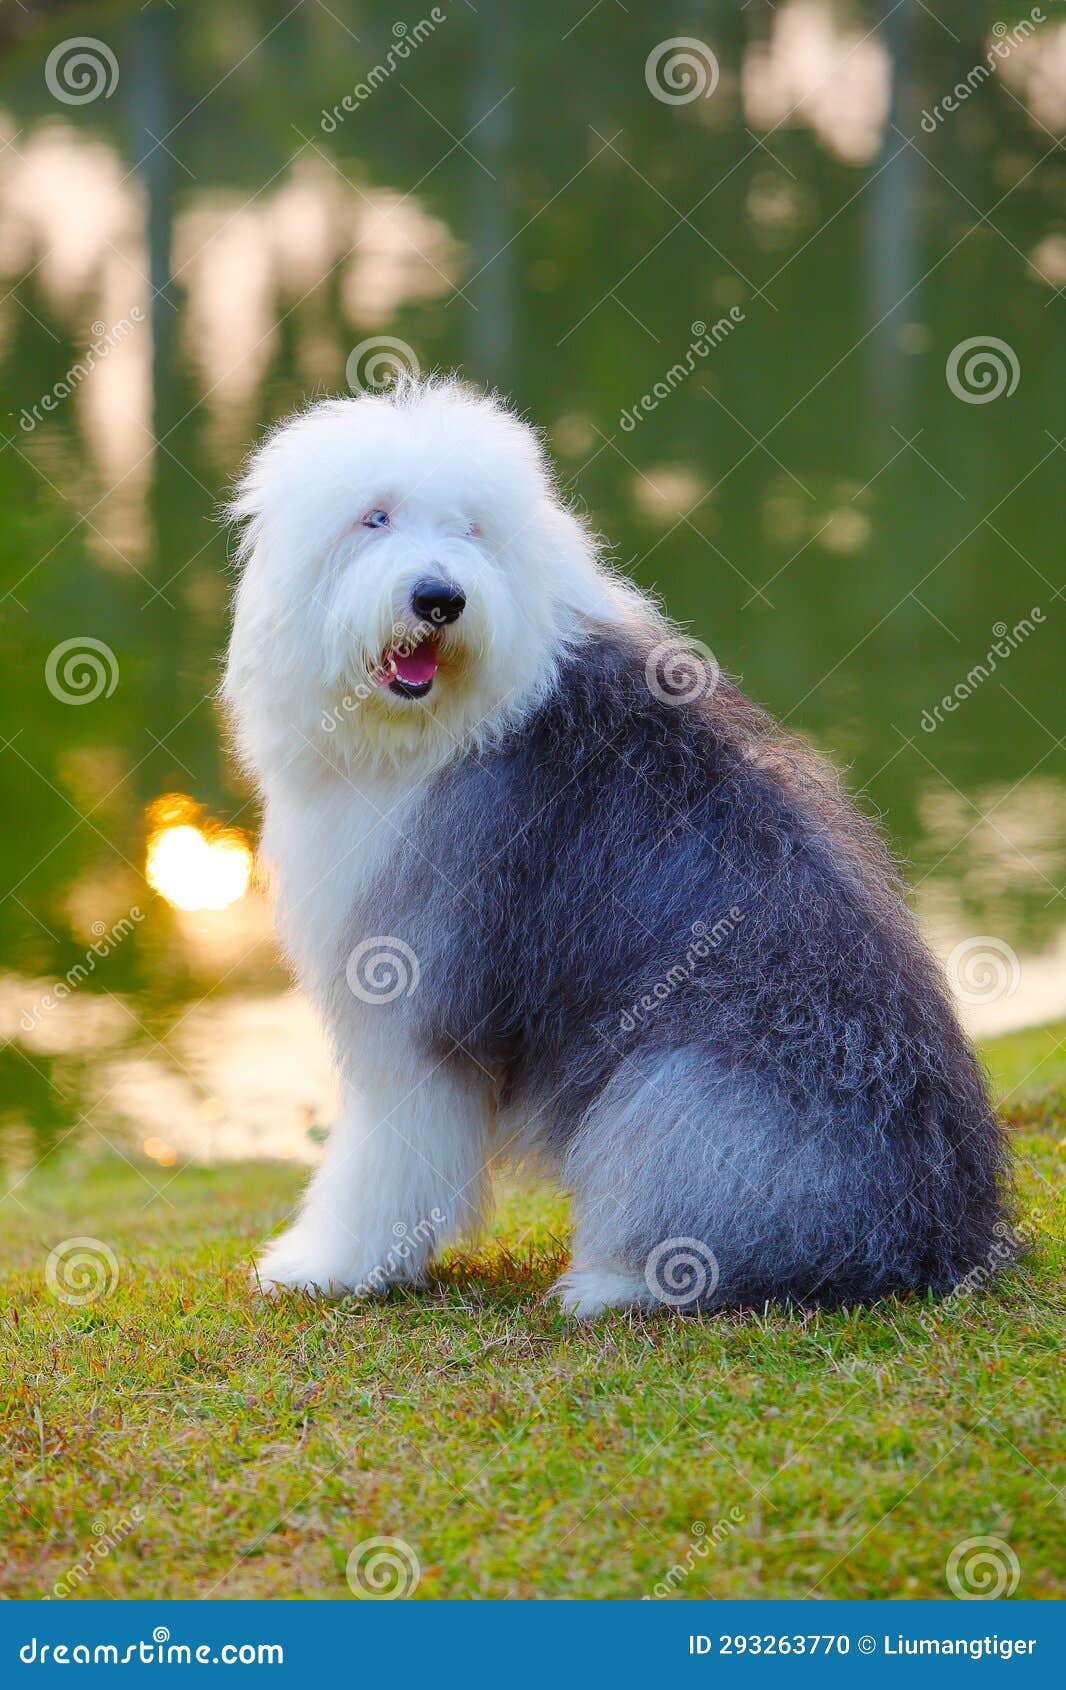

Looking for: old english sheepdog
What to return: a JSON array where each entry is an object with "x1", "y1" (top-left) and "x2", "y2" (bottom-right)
[{"x1": 223, "y1": 377, "x2": 1005, "y2": 1317}]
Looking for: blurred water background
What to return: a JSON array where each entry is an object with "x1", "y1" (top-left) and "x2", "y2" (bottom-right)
[{"x1": 0, "y1": 0, "x2": 1062, "y2": 1176}]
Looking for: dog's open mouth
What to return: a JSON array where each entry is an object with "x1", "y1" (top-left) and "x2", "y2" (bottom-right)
[{"x1": 381, "y1": 635, "x2": 439, "y2": 699}]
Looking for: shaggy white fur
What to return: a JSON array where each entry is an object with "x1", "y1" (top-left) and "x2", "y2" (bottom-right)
[{"x1": 223, "y1": 377, "x2": 638, "y2": 1306}]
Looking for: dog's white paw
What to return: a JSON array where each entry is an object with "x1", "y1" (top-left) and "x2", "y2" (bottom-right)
[
  {"x1": 252, "y1": 1229, "x2": 365, "y2": 1300},
  {"x1": 550, "y1": 1265, "x2": 656, "y2": 1319}
]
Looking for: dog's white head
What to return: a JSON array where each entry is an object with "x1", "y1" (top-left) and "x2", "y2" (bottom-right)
[{"x1": 223, "y1": 377, "x2": 628, "y2": 781}]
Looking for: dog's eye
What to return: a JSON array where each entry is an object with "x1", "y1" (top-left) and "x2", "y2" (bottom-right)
[{"x1": 362, "y1": 508, "x2": 390, "y2": 530}]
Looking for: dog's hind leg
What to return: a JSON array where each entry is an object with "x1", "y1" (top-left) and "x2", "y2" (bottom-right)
[
  {"x1": 555, "y1": 1043, "x2": 964, "y2": 1316},
  {"x1": 551, "y1": 1263, "x2": 657, "y2": 1318},
  {"x1": 553, "y1": 1049, "x2": 792, "y2": 1318},
  {"x1": 255, "y1": 1063, "x2": 492, "y2": 1297}
]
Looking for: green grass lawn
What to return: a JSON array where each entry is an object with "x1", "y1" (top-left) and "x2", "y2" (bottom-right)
[{"x1": 2, "y1": 1023, "x2": 1063, "y2": 1600}]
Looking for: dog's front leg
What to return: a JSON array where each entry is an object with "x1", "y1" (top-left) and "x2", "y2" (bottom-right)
[{"x1": 255, "y1": 1063, "x2": 491, "y2": 1298}]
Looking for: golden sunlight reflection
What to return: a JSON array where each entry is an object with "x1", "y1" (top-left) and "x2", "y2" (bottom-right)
[
  {"x1": 142, "y1": 1135, "x2": 177, "y2": 1167},
  {"x1": 103, "y1": 991, "x2": 336, "y2": 1164},
  {"x1": 145, "y1": 794, "x2": 253, "y2": 912}
]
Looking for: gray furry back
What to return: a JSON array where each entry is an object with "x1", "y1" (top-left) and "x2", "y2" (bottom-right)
[{"x1": 361, "y1": 619, "x2": 1007, "y2": 1308}]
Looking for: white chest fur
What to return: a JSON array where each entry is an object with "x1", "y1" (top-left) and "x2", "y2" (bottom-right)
[{"x1": 259, "y1": 764, "x2": 422, "y2": 999}]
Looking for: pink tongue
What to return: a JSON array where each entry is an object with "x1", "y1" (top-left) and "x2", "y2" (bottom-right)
[{"x1": 388, "y1": 640, "x2": 438, "y2": 685}]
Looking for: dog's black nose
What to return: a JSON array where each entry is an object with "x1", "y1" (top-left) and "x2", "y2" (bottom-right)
[{"x1": 411, "y1": 579, "x2": 466, "y2": 626}]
